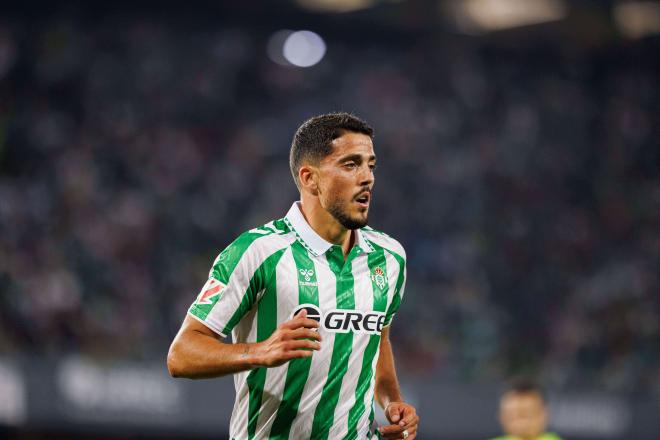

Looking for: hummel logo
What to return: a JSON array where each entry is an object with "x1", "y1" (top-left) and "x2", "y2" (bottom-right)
[{"x1": 299, "y1": 269, "x2": 314, "y2": 282}]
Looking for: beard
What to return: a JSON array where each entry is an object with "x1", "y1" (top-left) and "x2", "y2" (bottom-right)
[{"x1": 326, "y1": 196, "x2": 369, "y2": 230}]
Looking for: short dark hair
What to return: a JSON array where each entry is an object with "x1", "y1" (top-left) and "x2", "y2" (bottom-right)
[
  {"x1": 503, "y1": 377, "x2": 545, "y2": 399},
  {"x1": 289, "y1": 112, "x2": 374, "y2": 188}
]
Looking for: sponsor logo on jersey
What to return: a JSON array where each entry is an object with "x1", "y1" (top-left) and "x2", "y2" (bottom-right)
[
  {"x1": 371, "y1": 267, "x2": 386, "y2": 290},
  {"x1": 291, "y1": 304, "x2": 322, "y2": 321},
  {"x1": 196, "y1": 278, "x2": 226, "y2": 305},
  {"x1": 298, "y1": 268, "x2": 318, "y2": 287},
  {"x1": 291, "y1": 304, "x2": 385, "y2": 335}
]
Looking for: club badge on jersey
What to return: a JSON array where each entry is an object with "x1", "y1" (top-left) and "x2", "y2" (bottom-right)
[{"x1": 372, "y1": 267, "x2": 386, "y2": 290}]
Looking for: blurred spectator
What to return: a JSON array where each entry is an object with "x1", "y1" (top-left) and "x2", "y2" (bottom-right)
[
  {"x1": 492, "y1": 378, "x2": 562, "y2": 440},
  {"x1": 0, "y1": 12, "x2": 658, "y2": 395}
]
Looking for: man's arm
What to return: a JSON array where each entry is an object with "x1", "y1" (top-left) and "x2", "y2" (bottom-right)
[
  {"x1": 167, "y1": 310, "x2": 321, "y2": 379},
  {"x1": 374, "y1": 325, "x2": 403, "y2": 408},
  {"x1": 375, "y1": 325, "x2": 420, "y2": 439}
]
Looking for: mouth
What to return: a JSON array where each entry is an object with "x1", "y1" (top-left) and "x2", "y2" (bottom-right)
[{"x1": 354, "y1": 191, "x2": 371, "y2": 209}]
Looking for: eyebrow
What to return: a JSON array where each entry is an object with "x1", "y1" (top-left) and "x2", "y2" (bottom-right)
[{"x1": 338, "y1": 153, "x2": 377, "y2": 163}]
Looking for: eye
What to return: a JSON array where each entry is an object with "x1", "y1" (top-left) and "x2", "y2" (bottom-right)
[
  {"x1": 344, "y1": 162, "x2": 357, "y2": 169},
  {"x1": 369, "y1": 163, "x2": 377, "y2": 171}
]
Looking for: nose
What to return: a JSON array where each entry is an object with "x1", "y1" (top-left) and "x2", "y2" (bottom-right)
[{"x1": 358, "y1": 163, "x2": 374, "y2": 186}]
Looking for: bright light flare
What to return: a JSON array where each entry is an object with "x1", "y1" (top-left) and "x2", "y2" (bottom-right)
[{"x1": 283, "y1": 31, "x2": 326, "y2": 68}]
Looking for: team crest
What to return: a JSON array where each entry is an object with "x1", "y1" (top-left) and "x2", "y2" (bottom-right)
[
  {"x1": 196, "y1": 278, "x2": 226, "y2": 305},
  {"x1": 372, "y1": 267, "x2": 386, "y2": 290}
]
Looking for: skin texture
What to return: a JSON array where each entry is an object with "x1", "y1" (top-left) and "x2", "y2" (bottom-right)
[
  {"x1": 167, "y1": 130, "x2": 418, "y2": 438},
  {"x1": 297, "y1": 131, "x2": 375, "y2": 257},
  {"x1": 499, "y1": 391, "x2": 548, "y2": 440},
  {"x1": 375, "y1": 326, "x2": 419, "y2": 439},
  {"x1": 167, "y1": 309, "x2": 321, "y2": 378}
]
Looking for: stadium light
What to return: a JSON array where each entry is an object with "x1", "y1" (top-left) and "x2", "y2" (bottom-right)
[
  {"x1": 450, "y1": 0, "x2": 567, "y2": 33},
  {"x1": 296, "y1": 0, "x2": 376, "y2": 13},
  {"x1": 282, "y1": 30, "x2": 326, "y2": 67},
  {"x1": 614, "y1": 1, "x2": 660, "y2": 39}
]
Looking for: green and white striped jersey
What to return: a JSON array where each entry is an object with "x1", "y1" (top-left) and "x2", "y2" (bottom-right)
[{"x1": 188, "y1": 202, "x2": 407, "y2": 440}]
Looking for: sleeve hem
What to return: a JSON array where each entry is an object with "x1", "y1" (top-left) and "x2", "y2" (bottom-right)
[
  {"x1": 383, "y1": 313, "x2": 396, "y2": 327},
  {"x1": 187, "y1": 310, "x2": 228, "y2": 339}
]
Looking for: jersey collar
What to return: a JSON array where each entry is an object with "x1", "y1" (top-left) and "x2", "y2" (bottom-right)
[{"x1": 285, "y1": 201, "x2": 374, "y2": 257}]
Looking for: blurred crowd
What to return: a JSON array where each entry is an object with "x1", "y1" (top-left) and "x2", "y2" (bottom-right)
[{"x1": 0, "y1": 15, "x2": 658, "y2": 395}]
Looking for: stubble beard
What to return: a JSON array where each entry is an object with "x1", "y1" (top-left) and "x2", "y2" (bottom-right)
[{"x1": 326, "y1": 197, "x2": 369, "y2": 230}]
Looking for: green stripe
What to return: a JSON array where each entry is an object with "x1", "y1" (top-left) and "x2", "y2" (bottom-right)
[
  {"x1": 269, "y1": 242, "x2": 319, "y2": 439},
  {"x1": 222, "y1": 248, "x2": 287, "y2": 335},
  {"x1": 189, "y1": 224, "x2": 289, "y2": 320},
  {"x1": 368, "y1": 242, "x2": 405, "y2": 326},
  {"x1": 344, "y1": 249, "x2": 389, "y2": 439},
  {"x1": 310, "y1": 245, "x2": 356, "y2": 440},
  {"x1": 272, "y1": 218, "x2": 290, "y2": 232},
  {"x1": 245, "y1": 248, "x2": 287, "y2": 440},
  {"x1": 369, "y1": 404, "x2": 377, "y2": 438},
  {"x1": 214, "y1": 231, "x2": 272, "y2": 282}
]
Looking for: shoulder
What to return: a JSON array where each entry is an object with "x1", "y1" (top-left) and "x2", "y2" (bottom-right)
[
  {"x1": 541, "y1": 434, "x2": 564, "y2": 440},
  {"x1": 214, "y1": 218, "x2": 295, "y2": 267},
  {"x1": 244, "y1": 218, "x2": 294, "y2": 246},
  {"x1": 361, "y1": 226, "x2": 406, "y2": 262}
]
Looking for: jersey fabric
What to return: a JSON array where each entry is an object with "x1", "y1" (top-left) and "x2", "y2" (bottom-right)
[
  {"x1": 491, "y1": 434, "x2": 563, "y2": 440},
  {"x1": 188, "y1": 202, "x2": 407, "y2": 440}
]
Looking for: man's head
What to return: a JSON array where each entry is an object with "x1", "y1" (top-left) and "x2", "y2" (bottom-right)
[
  {"x1": 290, "y1": 112, "x2": 376, "y2": 230},
  {"x1": 498, "y1": 379, "x2": 549, "y2": 440}
]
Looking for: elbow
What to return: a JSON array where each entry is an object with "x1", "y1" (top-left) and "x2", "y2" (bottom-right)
[{"x1": 167, "y1": 344, "x2": 185, "y2": 378}]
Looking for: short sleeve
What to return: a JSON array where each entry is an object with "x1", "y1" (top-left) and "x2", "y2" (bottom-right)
[
  {"x1": 383, "y1": 256, "x2": 406, "y2": 327},
  {"x1": 188, "y1": 232, "x2": 271, "y2": 337}
]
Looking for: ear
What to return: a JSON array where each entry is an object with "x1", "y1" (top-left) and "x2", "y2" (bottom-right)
[{"x1": 299, "y1": 165, "x2": 320, "y2": 196}]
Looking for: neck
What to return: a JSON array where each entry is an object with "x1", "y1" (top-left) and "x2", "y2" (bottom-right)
[{"x1": 299, "y1": 197, "x2": 355, "y2": 257}]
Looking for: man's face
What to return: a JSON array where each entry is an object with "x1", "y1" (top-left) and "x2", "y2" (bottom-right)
[
  {"x1": 499, "y1": 392, "x2": 548, "y2": 440},
  {"x1": 316, "y1": 132, "x2": 376, "y2": 230}
]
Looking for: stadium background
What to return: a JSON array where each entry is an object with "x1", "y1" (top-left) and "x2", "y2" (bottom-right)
[{"x1": 0, "y1": 0, "x2": 658, "y2": 439}]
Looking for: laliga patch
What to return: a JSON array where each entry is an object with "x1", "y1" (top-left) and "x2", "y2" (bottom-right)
[{"x1": 196, "y1": 278, "x2": 226, "y2": 305}]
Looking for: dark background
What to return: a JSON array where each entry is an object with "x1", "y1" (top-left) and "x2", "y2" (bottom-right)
[{"x1": 0, "y1": 0, "x2": 658, "y2": 438}]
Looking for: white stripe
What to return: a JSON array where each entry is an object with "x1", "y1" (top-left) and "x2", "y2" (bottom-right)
[
  {"x1": 201, "y1": 233, "x2": 294, "y2": 336},
  {"x1": 229, "y1": 369, "x2": 251, "y2": 439},
  {"x1": 327, "y1": 254, "x2": 373, "y2": 439},
  {"x1": 228, "y1": 306, "x2": 259, "y2": 439},
  {"x1": 357, "y1": 343, "x2": 381, "y2": 438},
  {"x1": 288, "y1": 252, "x2": 337, "y2": 438},
  {"x1": 227, "y1": 234, "x2": 295, "y2": 440},
  {"x1": 361, "y1": 230, "x2": 406, "y2": 260}
]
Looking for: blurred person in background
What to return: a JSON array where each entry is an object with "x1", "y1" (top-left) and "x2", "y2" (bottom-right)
[
  {"x1": 492, "y1": 378, "x2": 562, "y2": 440},
  {"x1": 167, "y1": 113, "x2": 419, "y2": 440}
]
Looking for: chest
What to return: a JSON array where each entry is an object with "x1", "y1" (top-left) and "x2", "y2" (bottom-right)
[{"x1": 270, "y1": 248, "x2": 394, "y2": 335}]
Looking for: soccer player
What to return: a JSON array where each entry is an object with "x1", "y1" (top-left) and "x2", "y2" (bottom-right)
[
  {"x1": 167, "y1": 112, "x2": 419, "y2": 439},
  {"x1": 492, "y1": 379, "x2": 562, "y2": 440}
]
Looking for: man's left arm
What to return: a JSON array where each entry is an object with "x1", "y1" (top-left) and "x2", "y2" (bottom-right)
[{"x1": 374, "y1": 325, "x2": 419, "y2": 439}]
